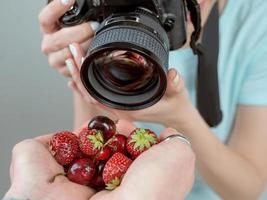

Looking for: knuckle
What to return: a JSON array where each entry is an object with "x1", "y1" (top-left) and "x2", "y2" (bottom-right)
[
  {"x1": 12, "y1": 139, "x2": 34, "y2": 155},
  {"x1": 38, "y1": 13, "x2": 49, "y2": 29},
  {"x1": 41, "y1": 40, "x2": 50, "y2": 55},
  {"x1": 48, "y1": 55, "x2": 57, "y2": 68},
  {"x1": 60, "y1": 67, "x2": 71, "y2": 77}
]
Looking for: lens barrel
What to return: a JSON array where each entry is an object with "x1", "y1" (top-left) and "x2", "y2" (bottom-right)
[{"x1": 80, "y1": 9, "x2": 170, "y2": 110}]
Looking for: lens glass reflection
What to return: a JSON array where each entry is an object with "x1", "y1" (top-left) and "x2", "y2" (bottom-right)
[{"x1": 93, "y1": 50, "x2": 156, "y2": 92}]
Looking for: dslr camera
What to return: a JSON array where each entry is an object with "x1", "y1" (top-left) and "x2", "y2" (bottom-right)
[{"x1": 49, "y1": 0, "x2": 201, "y2": 110}]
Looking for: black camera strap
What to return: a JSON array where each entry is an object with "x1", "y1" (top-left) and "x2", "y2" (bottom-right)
[{"x1": 196, "y1": 2, "x2": 223, "y2": 127}]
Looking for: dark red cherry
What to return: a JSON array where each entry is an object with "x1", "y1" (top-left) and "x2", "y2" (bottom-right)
[
  {"x1": 67, "y1": 158, "x2": 95, "y2": 185},
  {"x1": 108, "y1": 134, "x2": 127, "y2": 154},
  {"x1": 90, "y1": 175, "x2": 106, "y2": 191},
  {"x1": 95, "y1": 146, "x2": 112, "y2": 161},
  {"x1": 89, "y1": 161, "x2": 106, "y2": 190},
  {"x1": 88, "y1": 116, "x2": 116, "y2": 140}
]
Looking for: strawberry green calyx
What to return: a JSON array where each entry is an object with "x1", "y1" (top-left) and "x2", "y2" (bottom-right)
[
  {"x1": 105, "y1": 177, "x2": 121, "y2": 190},
  {"x1": 129, "y1": 128, "x2": 157, "y2": 150},
  {"x1": 87, "y1": 131, "x2": 104, "y2": 150}
]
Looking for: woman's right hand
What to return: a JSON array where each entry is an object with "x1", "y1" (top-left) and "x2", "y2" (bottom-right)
[{"x1": 39, "y1": 0, "x2": 100, "y2": 77}]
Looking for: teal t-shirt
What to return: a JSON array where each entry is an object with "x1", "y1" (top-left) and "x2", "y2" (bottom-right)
[{"x1": 135, "y1": 0, "x2": 267, "y2": 199}]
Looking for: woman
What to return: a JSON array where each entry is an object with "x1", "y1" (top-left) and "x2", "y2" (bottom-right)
[{"x1": 39, "y1": 0, "x2": 267, "y2": 199}]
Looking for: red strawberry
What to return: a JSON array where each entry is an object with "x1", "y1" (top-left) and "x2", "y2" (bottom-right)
[
  {"x1": 49, "y1": 131, "x2": 79, "y2": 166},
  {"x1": 79, "y1": 128, "x2": 104, "y2": 156},
  {"x1": 108, "y1": 134, "x2": 127, "y2": 154},
  {"x1": 103, "y1": 152, "x2": 132, "y2": 190},
  {"x1": 126, "y1": 128, "x2": 158, "y2": 159},
  {"x1": 67, "y1": 158, "x2": 96, "y2": 185}
]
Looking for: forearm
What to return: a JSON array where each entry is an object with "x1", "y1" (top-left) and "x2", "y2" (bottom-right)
[
  {"x1": 73, "y1": 93, "x2": 96, "y2": 130},
  {"x1": 171, "y1": 106, "x2": 264, "y2": 200}
]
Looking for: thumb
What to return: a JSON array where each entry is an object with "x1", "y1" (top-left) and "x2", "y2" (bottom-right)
[
  {"x1": 165, "y1": 68, "x2": 184, "y2": 97},
  {"x1": 116, "y1": 119, "x2": 136, "y2": 136}
]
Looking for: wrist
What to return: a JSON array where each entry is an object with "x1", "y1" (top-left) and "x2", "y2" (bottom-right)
[{"x1": 166, "y1": 101, "x2": 198, "y2": 130}]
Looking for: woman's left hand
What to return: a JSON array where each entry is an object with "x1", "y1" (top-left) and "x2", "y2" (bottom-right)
[{"x1": 66, "y1": 43, "x2": 195, "y2": 128}]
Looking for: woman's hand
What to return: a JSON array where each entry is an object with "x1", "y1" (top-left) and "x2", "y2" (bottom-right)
[
  {"x1": 4, "y1": 135, "x2": 95, "y2": 200},
  {"x1": 38, "y1": 0, "x2": 99, "y2": 77},
  {"x1": 84, "y1": 127, "x2": 195, "y2": 200},
  {"x1": 66, "y1": 43, "x2": 196, "y2": 128}
]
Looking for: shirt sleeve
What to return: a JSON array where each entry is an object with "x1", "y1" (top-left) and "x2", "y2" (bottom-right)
[{"x1": 238, "y1": 38, "x2": 267, "y2": 106}]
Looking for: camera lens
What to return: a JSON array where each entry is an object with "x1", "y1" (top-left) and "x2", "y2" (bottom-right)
[
  {"x1": 94, "y1": 50, "x2": 155, "y2": 93},
  {"x1": 80, "y1": 9, "x2": 169, "y2": 110}
]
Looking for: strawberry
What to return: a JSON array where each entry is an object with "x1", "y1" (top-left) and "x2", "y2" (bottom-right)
[
  {"x1": 49, "y1": 131, "x2": 79, "y2": 166},
  {"x1": 79, "y1": 128, "x2": 104, "y2": 156},
  {"x1": 126, "y1": 128, "x2": 158, "y2": 159},
  {"x1": 103, "y1": 152, "x2": 132, "y2": 190}
]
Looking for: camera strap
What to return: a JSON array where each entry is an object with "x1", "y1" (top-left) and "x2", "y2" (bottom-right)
[{"x1": 196, "y1": 2, "x2": 223, "y2": 127}]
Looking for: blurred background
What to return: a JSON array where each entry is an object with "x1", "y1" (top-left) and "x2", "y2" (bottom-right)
[
  {"x1": 0, "y1": 0, "x2": 73, "y2": 195},
  {"x1": 0, "y1": 0, "x2": 266, "y2": 199}
]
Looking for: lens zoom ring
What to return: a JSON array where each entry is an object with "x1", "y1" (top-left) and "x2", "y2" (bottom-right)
[{"x1": 89, "y1": 27, "x2": 169, "y2": 68}]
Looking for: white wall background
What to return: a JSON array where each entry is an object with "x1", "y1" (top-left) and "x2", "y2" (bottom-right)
[{"x1": 0, "y1": 0, "x2": 73, "y2": 196}]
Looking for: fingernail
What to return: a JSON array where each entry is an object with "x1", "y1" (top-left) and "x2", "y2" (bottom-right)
[
  {"x1": 168, "y1": 127, "x2": 178, "y2": 133},
  {"x1": 61, "y1": 0, "x2": 72, "y2": 5},
  {"x1": 65, "y1": 59, "x2": 75, "y2": 75},
  {"x1": 69, "y1": 44, "x2": 78, "y2": 58},
  {"x1": 89, "y1": 21, "x2": 100, "y2": 32},
  {"x1": 81, "y1": 57, "x2": 85, "y2": 66},
  {"x1": 173, "y1": 74, "x2": 180, "y2": 86}
]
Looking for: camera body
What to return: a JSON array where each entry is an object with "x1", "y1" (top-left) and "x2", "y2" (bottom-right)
[{"x1": 61, "y1": 0, "x2": 188, "y2": 50}]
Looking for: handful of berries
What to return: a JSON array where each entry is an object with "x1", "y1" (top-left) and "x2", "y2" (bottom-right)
[{"x1": 49, "y1": 116, "x2": 159, "y2": 191}]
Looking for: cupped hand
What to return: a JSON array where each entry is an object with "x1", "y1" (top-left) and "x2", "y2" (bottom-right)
[
  {"x1": 4, "y1": 121, "x2": 195, "y2": 200},
  {"x1": 39, "y1": 0, "x2": 99, "y2": 77},
  {"x1": 4, "y1": 135, "x2": 95, "y2": 200},
  {"x1": 90, "y1": 127, "x2": 195, "y2": 200}
]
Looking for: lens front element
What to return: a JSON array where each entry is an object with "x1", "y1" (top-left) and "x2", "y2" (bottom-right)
[{"x1": 94, "y1": 50, "x2": 156, "y2": 93}]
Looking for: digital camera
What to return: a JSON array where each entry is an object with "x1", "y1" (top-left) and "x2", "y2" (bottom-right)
[{"x1": 49, "y1": 0, "x2": 201, "y2": 110}]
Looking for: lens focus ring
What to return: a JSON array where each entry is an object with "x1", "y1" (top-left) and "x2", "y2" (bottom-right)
[{"x1": 89, "y1": 26, "x2": 169, "y2": 69}]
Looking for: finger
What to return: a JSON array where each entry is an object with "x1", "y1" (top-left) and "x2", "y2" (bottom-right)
[
  {"x1": 59, "y1": 66, "x2": 72, "y2": 77},
  {"x1": 69, "y1": 43, "x2": 86, "y2": 68},
  {"x1": 90, "y1": 190, "x2": 111, "y2": 200},
  {"x1": 65, "y1": 59, "x2": 96, "y2": 102},
  {"x1": 116, "y1": 119, "x2": 136, "y2": 136},
  {"x1": 35, "y1": 134, "x2": 54, "y2": 145},
  {"x1": 68, "y1": 80, "x2": 84, "y2": 98},
  {"x1": 41, "y1": 22, "x2": 98, "y2": 54},
  {"x1": 159, "y1": 128, "x2": 191, "y2": 148},
  {"x1": 48, "y1": 47, "x2": 72, "y2": 68},
  {"x1": 165, "y1": 68, "x2": 184, "y2": 97},
  {"x1": 39, "y1": 0, "x2": 75, "y2": 34},
  {"x1": 10, "y1": 161, "x2": 14, "y2": 184}
]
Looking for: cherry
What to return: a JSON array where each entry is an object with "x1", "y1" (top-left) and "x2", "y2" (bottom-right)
[
  {"x1": 90, "y1": 175, "x2": 106, "y2": 191},
  {"x1": 88, "y1": 116, "x2": 116, "y2": 140},
  {"x1": 108, "y1": 134, "x2": 127, "y2": 154},
  {"x1": 89, "y1": 161, "x2": 106, "y2": 190},
  {"x1": 95, "y1": 146, "x2": 112, "y2": 161},
  {"x1": 67, "y1": 158, "x2": 96, "y2": 185}
]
